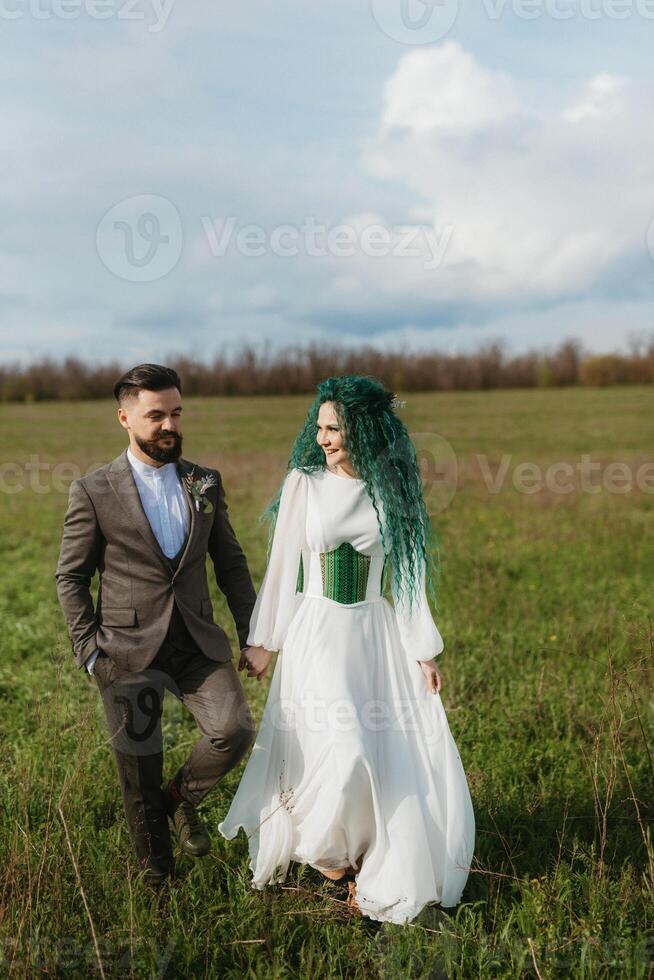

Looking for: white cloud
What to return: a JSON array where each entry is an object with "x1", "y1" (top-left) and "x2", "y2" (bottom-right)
[
  {"x1": 360, "y1": 42, "x2": 654, "y2": 308},
  {"x1": 2, "y1": 10, "x2": 654, "y2": 362},
  {"x1": 380, "y1": 42, "x2": 520, "y2": 133},
  {"x1": 562, "y1": 72, "x2": 630, "y2": 122}
]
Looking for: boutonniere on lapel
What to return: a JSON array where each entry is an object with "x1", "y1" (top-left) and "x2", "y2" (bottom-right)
[{"x1": 183, "y1": 469, "x2": 216, "y2": 513}]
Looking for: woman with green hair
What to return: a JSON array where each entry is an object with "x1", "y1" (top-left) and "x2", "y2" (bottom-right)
[{"x1": 219, "y1": 375, "x2": 475, "y2": 924}]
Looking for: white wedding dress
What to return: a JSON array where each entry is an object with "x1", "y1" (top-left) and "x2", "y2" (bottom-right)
[{"x1": 218, "y1": 467, "x2": 475, "y2": 924}]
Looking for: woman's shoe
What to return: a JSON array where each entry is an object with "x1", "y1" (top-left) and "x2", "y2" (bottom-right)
[
  {"x1": 315, "y1": 853, "x2": 364, "y2": 881},
  {"x1": 315, "y1": 864, "x2": 350, "y2": 881},
  {"x1": 346, "y1": 880, "x2": 362, "y2": 915}
]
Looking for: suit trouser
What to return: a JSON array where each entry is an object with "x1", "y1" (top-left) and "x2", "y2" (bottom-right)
[{"x1": 93, "y1": 637, "x2": 255, "y2": 881}]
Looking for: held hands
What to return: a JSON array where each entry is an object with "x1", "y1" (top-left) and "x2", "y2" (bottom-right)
[
  {"x1": 238, "y1": 645, "x2": 273, "y2": 681},
  {"x1": 239, "y1": 645, "x2": 441, "y2": 692},
  {"x1": 418, "y1": 658, "x2": 442, "y2": 695}
]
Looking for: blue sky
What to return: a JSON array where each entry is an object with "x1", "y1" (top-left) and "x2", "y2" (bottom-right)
[{"x1": 2, "y1": 0, "x2": 654, "y2": 364}]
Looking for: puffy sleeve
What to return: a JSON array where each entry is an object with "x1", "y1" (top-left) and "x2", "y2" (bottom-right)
[
  {"x1": 246, "y1": 468, "x2": 307, "y2": 653},
  {"x1": 392, "y1": 552, "x2": 444, "y2": 663}
]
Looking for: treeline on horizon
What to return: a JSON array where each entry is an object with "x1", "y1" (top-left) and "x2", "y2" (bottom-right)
[{"x1": 1, "y1": 338, "x2": 653, "y2": 402}]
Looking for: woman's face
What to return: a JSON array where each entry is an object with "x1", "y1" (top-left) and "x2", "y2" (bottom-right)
[{"x1": 316, "y1": 401, "x2": 349, "y2": 467}]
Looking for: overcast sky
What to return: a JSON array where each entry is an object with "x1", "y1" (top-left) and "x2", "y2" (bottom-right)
[{"x1": 2, "y1": 0, "x2": 654, "y2": 365}]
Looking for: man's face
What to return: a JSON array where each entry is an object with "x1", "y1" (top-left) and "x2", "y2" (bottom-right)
[{"x1": 118, "y1": 387, "x2": 183, "y2": 463}]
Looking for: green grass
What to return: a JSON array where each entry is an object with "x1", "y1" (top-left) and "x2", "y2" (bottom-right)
[{"x1": 0, "y1": 386, "x2": 652, "y2": 978}]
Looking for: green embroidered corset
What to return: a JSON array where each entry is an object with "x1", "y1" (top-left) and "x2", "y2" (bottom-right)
[
  {"x1": 320, "y1": 541, "x2": 371, "y2": 604},
  {"x1": 296, "y1": 543, "x2": 387, "y2": 605}
]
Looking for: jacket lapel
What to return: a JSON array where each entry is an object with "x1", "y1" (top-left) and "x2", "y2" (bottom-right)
[
  {"x1": 106, "y1": 448, "x2": 199, "y2": 576},
  {"x1": 172, "y1": 456, "x2": 199, "y2": 579}
]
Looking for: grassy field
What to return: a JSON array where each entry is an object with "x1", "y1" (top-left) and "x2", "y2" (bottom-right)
[{"x1": 0, "y1": 386, "x2": 652, "y2": 978}]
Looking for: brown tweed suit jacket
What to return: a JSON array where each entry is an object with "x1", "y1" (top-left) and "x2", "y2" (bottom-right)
[{"x1": 55, "y1": 447, "x2": 257, "y2": 671}]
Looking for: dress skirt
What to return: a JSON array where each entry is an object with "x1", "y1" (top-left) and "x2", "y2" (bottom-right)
[{"x1": 218, "y1": 589, "x2": 476, "y2": 925}]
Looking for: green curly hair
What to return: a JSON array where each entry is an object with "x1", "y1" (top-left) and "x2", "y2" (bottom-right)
[{"x1": 260, "y1": 374, "x2": 441, "y2": 612}]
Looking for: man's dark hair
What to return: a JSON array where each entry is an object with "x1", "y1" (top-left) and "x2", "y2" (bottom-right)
[{"x1": 113, "y1": 364, "x2": 182, "y2": 404}]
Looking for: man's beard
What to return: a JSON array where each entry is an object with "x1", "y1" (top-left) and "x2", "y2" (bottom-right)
[{"x1": 135, "y1": 430, "x2": 183, "y2": 464}]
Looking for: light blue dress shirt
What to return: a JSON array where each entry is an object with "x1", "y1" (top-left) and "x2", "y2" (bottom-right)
[{"x1": 86, "y1": 446, "x2": 190, "y2": 673}]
